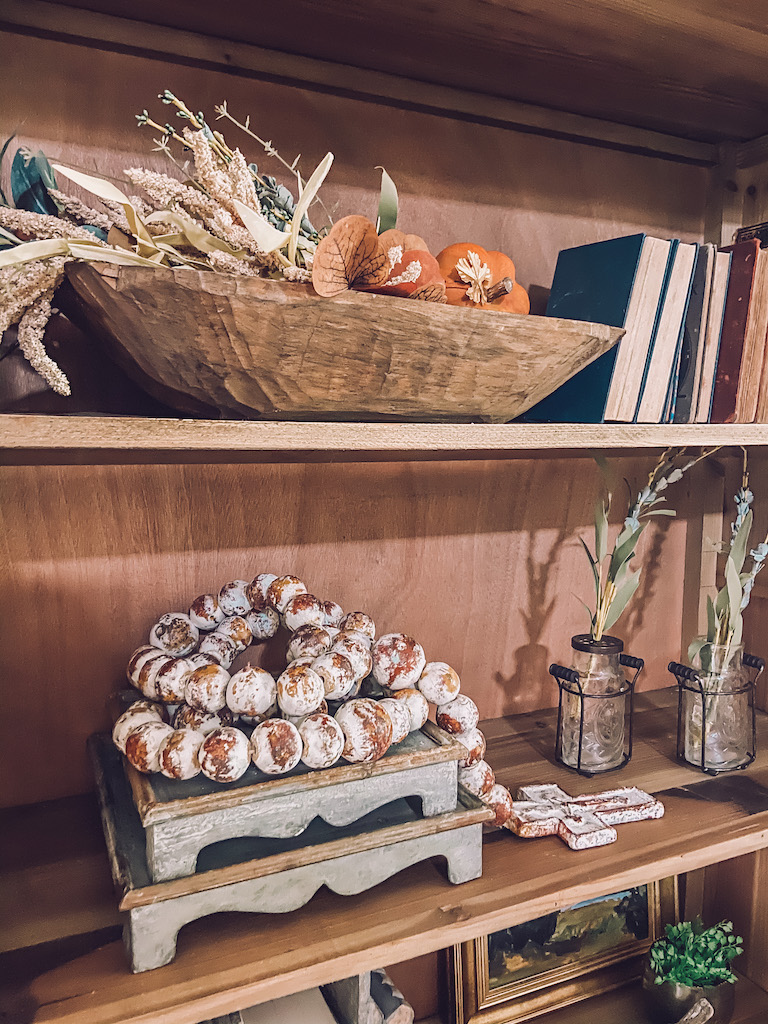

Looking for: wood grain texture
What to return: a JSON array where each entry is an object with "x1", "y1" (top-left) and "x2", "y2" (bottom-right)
[
  {"x1": 62, "y1": 264, "x2": 622, "y2": 423},
  {"x1": 6, "y1": 416, "x2": 768, "y2": 460},
  {"x1": 703, "y1": 850, "x2": 768, "y2": 992},
  {"x1": 0, "y1": 455, "x2": 704, "y2": 807},
  {"x1": 9, "y1": 691, "x2": 768, "y2": 1024},
  {"x1": 0, "y1": 36, "x2": 706, "y2": 308},
  {"x1": 7, "y1": 0, "x2": 768, "y2": 144}
]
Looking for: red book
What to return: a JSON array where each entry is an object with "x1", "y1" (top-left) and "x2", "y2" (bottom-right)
[{"x1": 710, "y1": 237, "x2": 760, "y2": 422}]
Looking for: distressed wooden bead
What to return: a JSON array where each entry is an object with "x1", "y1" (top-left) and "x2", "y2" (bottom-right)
[
  {"x1": 130, "y1": 649, "x2": 168, "y2": 699},
  {"x1": 276, "y1": 663, "x2": 325, "y2": 716},
  {"x1": 284, "y1": 593, "x2": 326, "y2": 632},
  {"x1": 188, "y1": 594, "x2": 225, "y2": 632},
  {"x1": 299, "y1": 712, "x2": 345, "y2": 769},
  {"x1": 153, "y1": 656, "x2": 194, "y2": 704},
  {"x1": 455, "y1": 727, "x2": 486, "y2": 768},
  {"x1": 185, "y1": 663, "x2": 231, "y2": 713},
  {"x1": 331, "y1": 633, "x2": 373, "y2": 680},
  {"x1": 281, "y1": 699, "x2": 329, "y2": 728},
  {"x1": 311, "y1": 651, "x2": 356, "y2": 700},
  {"x1": 245, "y1": 605, "x2": 280, "y2": 642},
  {"x1": 198, "y1": 631, "x2": 238, "y2": 669},
  {"x1": 199, "y1": 727, "x2": 251, "y2": 783},
  {"x1": 339, "y1": 612, "x2": 376, "y2": 640},
  {"x1": 218, "y1": 580, "x2": 252, "y2": 617},
  {"x1": 112, "y1": 705, "x2": 164, "y2": 753},
  {"x1": 372, "y1": 634, "x2": 426, "y2": 689},
  {"x1": 215, "y1": 615, "x2": 252, "y2": 653},
  {"x1": 378, "y1": 697, "x2": 411, "y2": 745},
  {"x1": 287, "y1": 624, "x2": 332, "y2": 662},
  {"x1": 418, "y1": 662, "x2": 461, "y2": 705},
  {"x1": 458, "y1": 759, "x2": 495, "y2": 798},
  {"x1": 126, "y1": 645, "x2": 160, "y2": 685},
  {"x1": 173, "y1": 703, "x2": 235, "y2": 733},
  {"x1": 226, "y1": 665, "x2": 277, "y2": 717},
  {"x1": 245, "y1": 573, "x2": 278, "y2": 609},
  {"x1": 149, "y1": 613, "x2": 199, "y2": 657},
  {"x1": 251, "y1": 718, "x2": 302, "y2": 774},
  {"x1": 266, "y1": 575, "x2": 307, "y2": 613},
  {"x1": 436, "y1": 694, "x2": 478, "y2": 734},
  {"x1": 187, "y1": 652, "x2": 218, "y2": 670},
  {"x1": 158, "y1": 728, "x2": 205, "y2": 780},
  {"x1": 124, "y1": 721, "x2": 174, "y2": 774},
  {"x1": 322, "y1": 600, "x2": 344, "y2": 627},
  {"x1": 483, "y1": 783, "x2": 514, "y2": 828},
  {"x1": 335, "y1": 698, "x2": 393, "y2": 763},
  {"x1": 238, "y1": 700, "x2": 278, "y2": 726},
  {"x1": 340, "y1": 628, "x2": 372, "y2": 650},
  {"x1": 389, "y1": 688, "x2": 429, "y2": 731}
]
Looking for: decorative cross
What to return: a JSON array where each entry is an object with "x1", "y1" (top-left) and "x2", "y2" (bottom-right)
[{"x1": 505, "y1": 783, "x2": 664, "y2": 851}]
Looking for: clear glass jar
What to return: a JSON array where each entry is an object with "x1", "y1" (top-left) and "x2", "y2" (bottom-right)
[
  {"x1": 682, "y1": 642, "x2": 752, "y2": 771},
  {"x1": 557, "y1": 635, "x2": 628, "y2": 772}
]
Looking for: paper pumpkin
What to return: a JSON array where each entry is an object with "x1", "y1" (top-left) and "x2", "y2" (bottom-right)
[
  {"x1": 361, "y1": 248, "x2": 446, "y2": 302},
  {"x1": 312, "y1": 215, "x2": 389, "y2": 297},
  {"x1": 436, "y1": 242, "x2": 530, "y2": 313}
]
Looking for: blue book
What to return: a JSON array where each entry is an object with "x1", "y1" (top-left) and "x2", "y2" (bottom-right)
[{"x1": 522, "y1": 233, "x2": 672, "y2": 422}]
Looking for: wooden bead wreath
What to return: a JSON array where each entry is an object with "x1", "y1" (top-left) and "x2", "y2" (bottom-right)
[{"x1": 113, "y1": 573, "x2": 514, "y2": 828}]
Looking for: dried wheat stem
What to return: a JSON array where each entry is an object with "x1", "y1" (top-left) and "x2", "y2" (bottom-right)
[{"x1": 16, "y1": 283, "x2": 71, "y2": 395}]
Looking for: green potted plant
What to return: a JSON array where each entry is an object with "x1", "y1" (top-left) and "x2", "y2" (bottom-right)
[{"x1": 642, "y1": 918, "x2": 743, "y2": 1023}]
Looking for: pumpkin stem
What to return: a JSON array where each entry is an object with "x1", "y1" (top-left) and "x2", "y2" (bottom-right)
[
  {"x1": 455, "y1": 250, "x2": 492, "y2": 304},
  {"x1": 487, "y1": 277, "x2": 513, "y2": 301}
]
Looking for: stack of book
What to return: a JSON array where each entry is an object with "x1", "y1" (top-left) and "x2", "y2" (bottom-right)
[{"x1": 524, "y1": 229, "x2": 768, "y2": 423}]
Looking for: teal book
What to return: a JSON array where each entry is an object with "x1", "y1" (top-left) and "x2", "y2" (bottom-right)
[{"x1": 522, "y1": 233, "x2": 672, "y2": 422}]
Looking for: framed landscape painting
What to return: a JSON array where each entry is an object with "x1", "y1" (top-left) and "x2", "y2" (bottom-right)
[{"x1": 450, "y1": 876, "x2": 679, "y2": 1024}]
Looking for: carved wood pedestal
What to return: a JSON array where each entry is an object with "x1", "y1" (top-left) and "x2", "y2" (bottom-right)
[{"x1": 90, "y1": 734, "x2": 492, "y2": 972}]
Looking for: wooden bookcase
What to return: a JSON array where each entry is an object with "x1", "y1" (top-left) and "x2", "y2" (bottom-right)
[{"x1": 3, "y1": 3, "x2": 768, "y2": 1023}]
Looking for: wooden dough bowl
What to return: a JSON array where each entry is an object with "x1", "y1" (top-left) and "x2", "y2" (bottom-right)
[{"x1": 63, "y1": 263, "x2": 624, "y2": 422}]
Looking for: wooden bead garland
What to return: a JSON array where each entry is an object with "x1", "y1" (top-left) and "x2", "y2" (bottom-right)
[{"x1": 117, "y1": 571, "x2": 515, "y2": 827}]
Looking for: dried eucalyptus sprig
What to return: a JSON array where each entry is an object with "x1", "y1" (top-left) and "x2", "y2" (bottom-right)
[
  {"x1": 580, "y1": 447, "x2": 721, "y2": 641},
  {"x1": 689, "y1": 449, "x2": 768, "y2": 673}
]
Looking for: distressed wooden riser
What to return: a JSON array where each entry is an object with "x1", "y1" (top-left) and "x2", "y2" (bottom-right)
[{"x1": 89, "y1": 735, "x2": 491, "y2": 972}]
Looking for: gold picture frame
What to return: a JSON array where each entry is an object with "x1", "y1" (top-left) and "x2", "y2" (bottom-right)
[{"x1": 450, "y1": 876, "x2": 679, "y2": 1024}]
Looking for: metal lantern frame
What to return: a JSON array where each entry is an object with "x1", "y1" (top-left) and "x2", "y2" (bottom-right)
[
  {"x1": 549, "y1": 653, "x2": 644, "y2": 777},
  {"x1": 668, "y1": 653, "x2": 764, "y2": 775}
]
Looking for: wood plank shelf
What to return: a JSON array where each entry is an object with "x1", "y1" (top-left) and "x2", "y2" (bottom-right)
[
  {"x1": 3, "y1": 691, "x2": 768, "y2": 1024},
  {"x1": 4, "y1": 415, "x2": 768, "y2": 464}
]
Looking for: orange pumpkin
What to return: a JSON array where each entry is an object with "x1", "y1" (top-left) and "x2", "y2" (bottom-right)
[
  {"x1": 436, "y1": 243, "x2": 530, "y2": 314},
  {"x1": 360, "y1": 248, "x2": 446, "y2": 302}
]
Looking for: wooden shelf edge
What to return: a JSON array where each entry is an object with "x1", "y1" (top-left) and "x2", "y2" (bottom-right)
[{"x1": 4, "y1": 416, "x2": 768, "y2": 463}]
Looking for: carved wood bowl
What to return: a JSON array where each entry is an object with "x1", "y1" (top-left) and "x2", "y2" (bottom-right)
[{"x1": 62, "y1": 263, "x2": 623, "y2": 422}]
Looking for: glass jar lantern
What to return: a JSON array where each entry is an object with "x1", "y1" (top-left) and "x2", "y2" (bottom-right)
[
  {"x1": 549, "y1": 634, "x2": 643, "y2": 776},
  {"x1": 669, "y1": 643, "x2": 763, "y2": 774}
]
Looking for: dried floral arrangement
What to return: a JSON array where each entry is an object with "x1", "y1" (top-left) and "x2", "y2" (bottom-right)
[
  {"x1": 578, "y1": 448, "x2": 721, "y2": 641},
  {"x1": 0, "y1": 90, "x2": 529, "y2": 399},
  {"x1": 686, "y1": 449, "x2": 768, "y2": 673}
]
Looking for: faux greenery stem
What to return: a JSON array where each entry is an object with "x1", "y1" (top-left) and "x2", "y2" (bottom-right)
[{"x1": 582, "y1": 446, "x2": 722, "y2": 642}]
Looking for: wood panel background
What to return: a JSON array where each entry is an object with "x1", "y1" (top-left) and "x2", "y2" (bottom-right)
[
  {"x1": 0, "y1": 31, "x2": 707, "y2": 308},
  {"x1": 0, "y1": 454, "x2": 725, "y2": 808}
]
